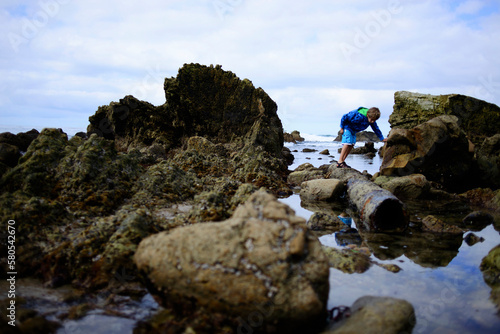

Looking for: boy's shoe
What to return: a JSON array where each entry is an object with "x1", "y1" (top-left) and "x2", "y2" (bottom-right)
[{"x1": 336, "y1": 162, "x2": 351, "y2": 169}]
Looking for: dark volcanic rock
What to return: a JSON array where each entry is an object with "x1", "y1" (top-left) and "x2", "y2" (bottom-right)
[{"x1": 88, "y1": 63, "x2": 284, "y2": 157}]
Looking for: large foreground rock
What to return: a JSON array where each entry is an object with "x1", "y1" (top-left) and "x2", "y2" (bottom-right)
[
  {"x1": 134, "y1": 190, "x2": 330, "y2": 333},
  {"x1": 390, "y1": 91, "x2": 500, "y2": 145},
  {"x1": 381, "y1": 115, "x2": 474, "y2": 191}
]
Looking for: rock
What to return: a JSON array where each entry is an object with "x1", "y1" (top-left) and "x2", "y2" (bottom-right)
[
  {"x1": 464, "y1": 233, "x2": 485, "y2": 246},
  {"x1": 390, "y1": 91, "x2": 500, "y2": 145},
  {"x1": 131, "y1": 160, "x2": 200, "y2": 205},
  {"x1": 74, "y1": 131, "x2": 88, "y2": 139},
  {"x1": 303, "y1": 148, "x2": 317, "y2": 153},
  {"x1": 421, "y1": 215, "x2": 463, "y2": 234},
  {"x1": 321, "y1": 246, "x2": 372, "y2": 274},
  {"x1": 319, "y1": 149, "x2": 330, "y2": 155},
  {"x1": 334, "y1": 131, "x2": 380, "y2": 142},
  {"x1": 0, "y1": 143, "x2": 21, "y2": 167},
  {"x1": 282, "y1": 146, "x2": 294, "y2": 165},
  {"x1": 300, "y1": 179, "x2": 345, "y2": 202},
  {"x1": 480, "y1": 245, "x2": 500, "y2": 311},
  {"x1": 42, "y1": 206, "x2": 157, "y2": 289},
  {"x1": 380, "y1": 115, "x2": 474, "y2": 191},
  {"x1": 490, "y1": 190, "x2": 500, "y2": 212},
  {"x1": 295, "y1": 163, "x2": 315, "y2": 171},
  {"x1": 284, "y1": 130, "x2": 305, "y2": 143},
  {"x1": 134, "y1": 190, "x2": 330, "y2": 333},
  {"x1": 324, "y1": 296, "x2": 415, "y2": 334},
  {"x1": 307, "y1": 212, "x2": 347, "y2": 231},
  {"x1": 373, "y1": 174, "x2": 431, "y2": 199},
  {"x1": 287, "y1": 169, "x2": 326, "y2": 186},
  {"x1": 339, "y1": 142, "x2": 376, "y2": 155},
  {"x1": 89, "y1": 64, "x2": 284, "y2": 157},
  {"x1": 462, "y1": 211, "x2": 494, "y2": 229},
  {"x1": 0, "y1": 161, "x2": 9, "y2": 179},
  {"x1": 138, "y1": 142, "x2": 167, "y2": 163},
  {"x1": 0, "y1": 129, "x2": 39, "y2": 151},
  {"x1": 55, "y1": 133, "x2": 144, "y2": 216},
  {"x1": 0, "y1": 128, "x2": 69, "y2": 197},
  {"x1": 476, "y1": 134, "x2": 500, "y2": 189}
]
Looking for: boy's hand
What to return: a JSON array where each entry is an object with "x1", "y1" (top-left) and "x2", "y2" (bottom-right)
[
  {"x1": 382, "y1": 138, "x2": 388, "y2": 142},
  {"x1": 339, "y1": 128, "x2": 344, "y2": 135}
]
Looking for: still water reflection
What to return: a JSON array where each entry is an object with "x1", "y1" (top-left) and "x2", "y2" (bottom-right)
[{"x1": 282, "y1": 138, "x2": 500, "y2": 333}]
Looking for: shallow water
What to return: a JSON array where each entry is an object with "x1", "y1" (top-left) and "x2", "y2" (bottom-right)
[{"x1": 283, "y1": 136, "x2": 500, "y2": 333}]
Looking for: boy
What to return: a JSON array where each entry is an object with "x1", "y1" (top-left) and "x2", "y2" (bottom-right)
[{"x1": 337, "y1": 107, "x2": 386, "y2": 168}]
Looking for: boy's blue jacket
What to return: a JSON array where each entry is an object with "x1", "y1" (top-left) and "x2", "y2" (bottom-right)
[{"x1": 340, "y1": 107, "x2": 384, "y2": 140}]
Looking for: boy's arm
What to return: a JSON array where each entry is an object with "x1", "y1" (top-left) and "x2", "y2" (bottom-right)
[{"x1": 370, "y1": 122, "x2": 385, "y2": 141}]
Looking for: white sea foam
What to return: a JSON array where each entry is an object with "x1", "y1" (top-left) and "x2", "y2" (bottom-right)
[{"x1": 299, "y1": 133, "x2": 337, "y2": 142}]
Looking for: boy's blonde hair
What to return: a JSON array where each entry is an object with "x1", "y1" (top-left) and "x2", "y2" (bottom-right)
[{"x1": 367, "y1": 107, "x2": 381, "y2": 120}]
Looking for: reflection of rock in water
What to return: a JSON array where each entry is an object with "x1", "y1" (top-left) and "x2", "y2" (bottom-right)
[
  {"x1": 480, "y1": 244, "x2": 500, "y2": 312},
  {"x1": 335, "y1": 228, "x2": 362, "y2": 247},
  {"x1": 360, "y1": 229, "x2": 463, "y2": 268}
]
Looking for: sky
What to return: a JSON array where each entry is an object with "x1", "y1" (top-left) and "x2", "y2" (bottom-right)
[{"x1": 1, "y1": 0, "x2": 500, "y2": 137}]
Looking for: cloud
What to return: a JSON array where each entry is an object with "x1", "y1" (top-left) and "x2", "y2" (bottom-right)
[
  {"x1": 1, "y1": 0, "x2": 499, "y2": 135},
  {"x1": 455, "y1": 0, "x2": 485, "y2": 15}
]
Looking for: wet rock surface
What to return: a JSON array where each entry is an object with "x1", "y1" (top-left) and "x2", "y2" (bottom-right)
[{"x1": 134, "y1": 190, "x2": 330, "y2": 333}]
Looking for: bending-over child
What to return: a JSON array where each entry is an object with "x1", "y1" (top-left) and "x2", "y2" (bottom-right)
[{"x1": 337, "y1": 107, "x2": 386, "y2": 168}]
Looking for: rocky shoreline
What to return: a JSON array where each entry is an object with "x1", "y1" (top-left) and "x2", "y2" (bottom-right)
[{"x1": 1, "y1": 64, "x2": 500, "y2": 333}]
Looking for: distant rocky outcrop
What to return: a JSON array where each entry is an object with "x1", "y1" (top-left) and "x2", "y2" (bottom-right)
[
  {"x1": 284, "y1": 130, "x2": 305, "y2": 143},
  {"x1": 337, "y1": 142, "x2": 377, "y2": 155},
  {"x1": 390, "y1": 91, "x2": 500, "y2": 145},
  {"x1": 334, "y1": 130, "x2": 380, "y2": 142}
]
